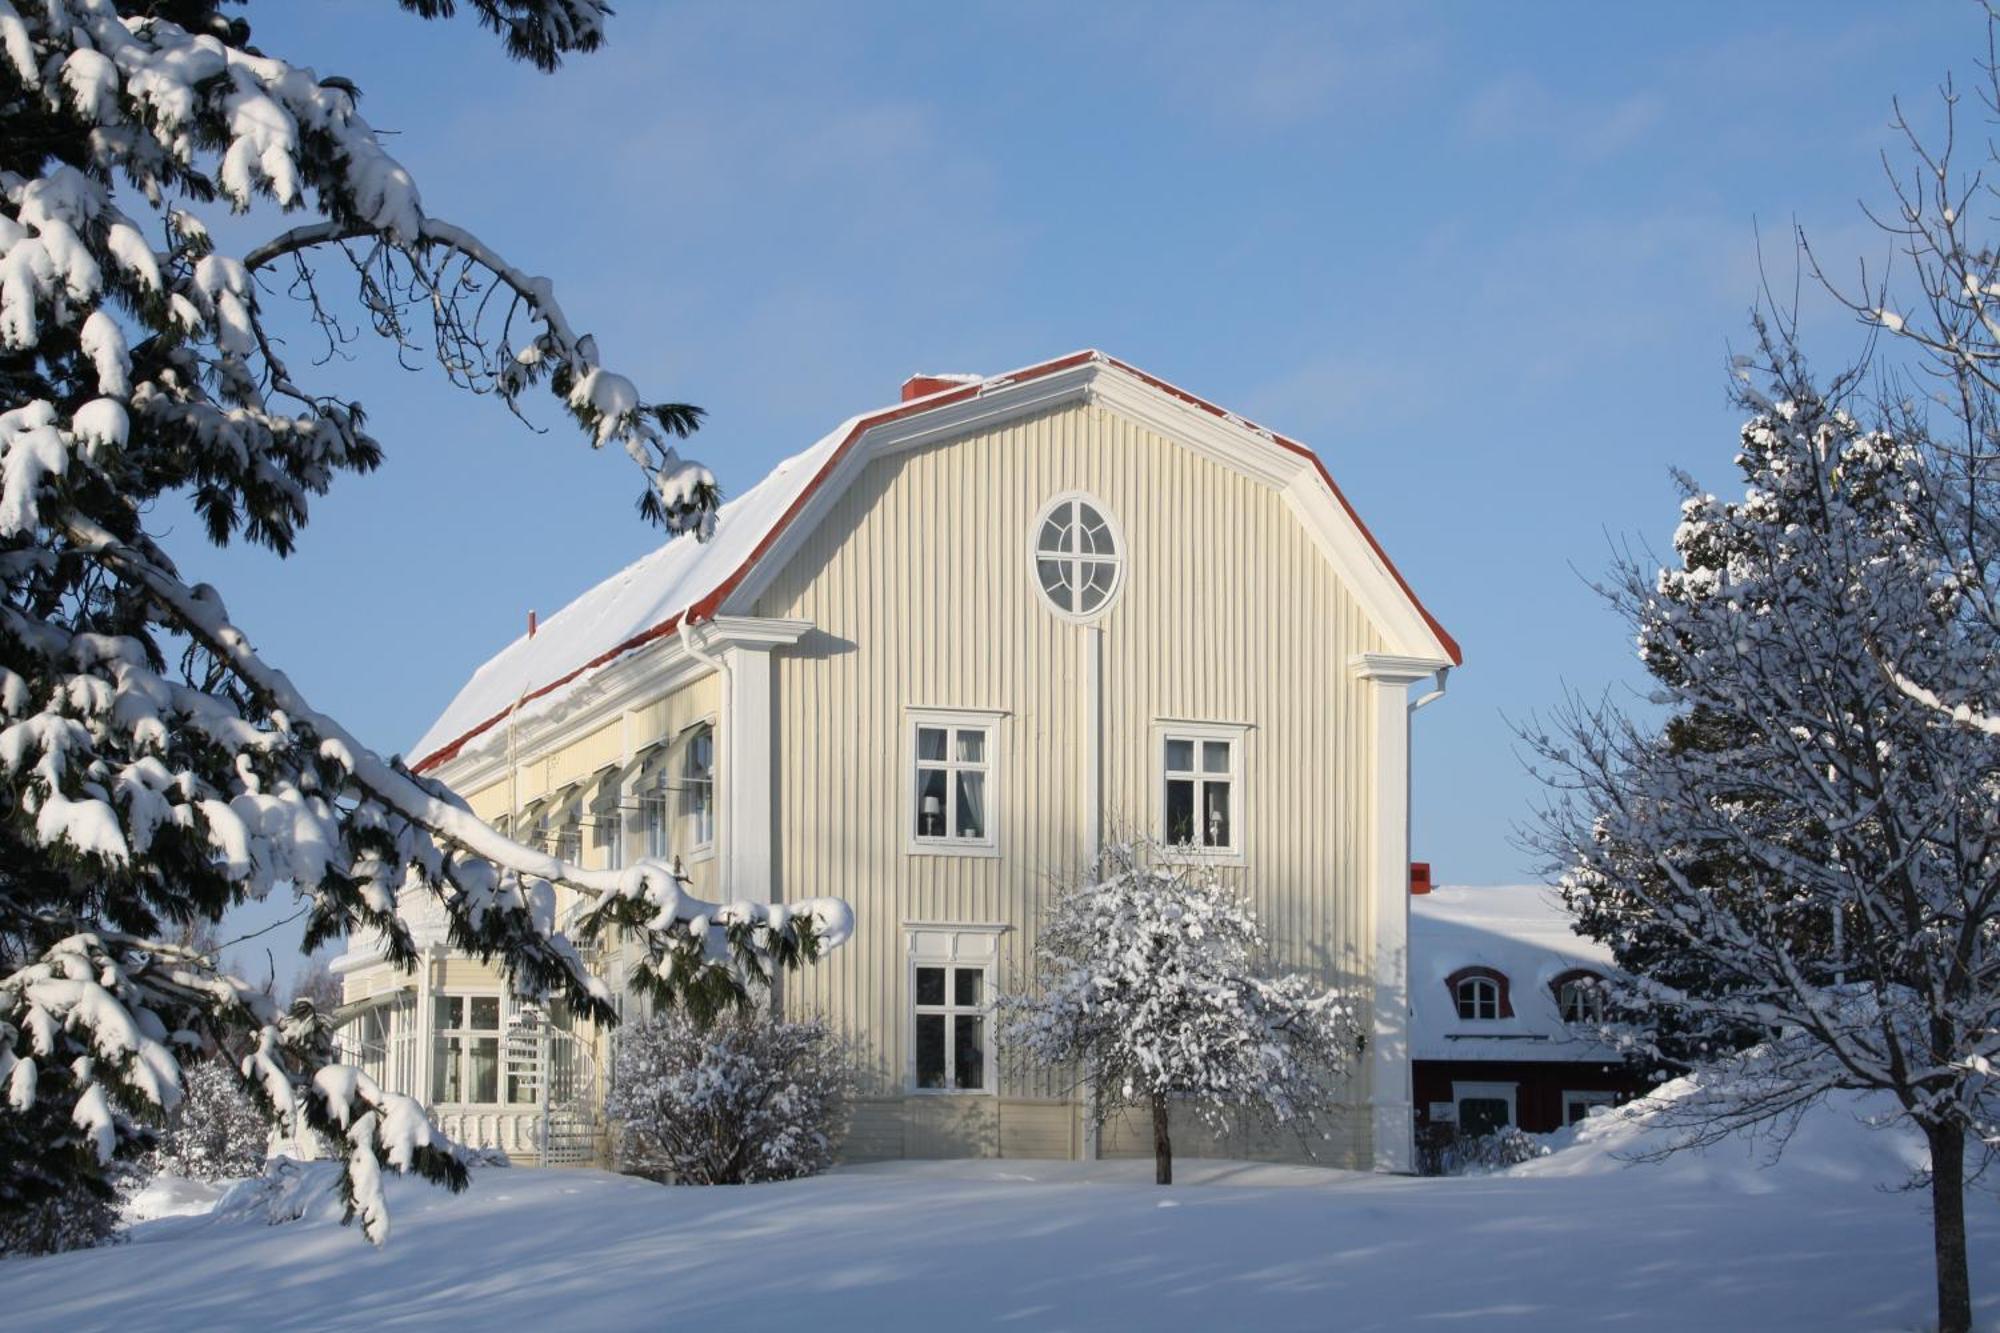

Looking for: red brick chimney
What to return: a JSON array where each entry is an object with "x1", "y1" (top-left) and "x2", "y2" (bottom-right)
[
  {"x1": 1409, "y1": 861, "x2": 1432, "y2": 895},
  {"x1": 901, "y1": 373, "x2": 981, "y2": 402}
]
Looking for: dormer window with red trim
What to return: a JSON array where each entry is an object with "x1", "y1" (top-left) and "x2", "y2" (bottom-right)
[
  {"x1": 1553, "y1": 970, "x2": 1608, "y2": 1024},
  {"x1": 1447, "y1": 966, "x2": 1512, "y2": 1020}
]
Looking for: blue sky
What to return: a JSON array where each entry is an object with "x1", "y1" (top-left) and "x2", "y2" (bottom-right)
[{"x1": 196, "y1": 2, "x2": 1973, "y2": 986}]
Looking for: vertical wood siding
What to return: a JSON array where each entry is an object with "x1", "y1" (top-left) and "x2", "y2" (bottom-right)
[{"x1": 754, "y1": 401, "x2": 1387, "y2": 1164}]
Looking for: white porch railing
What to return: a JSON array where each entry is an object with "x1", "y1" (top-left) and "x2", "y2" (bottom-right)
[{"x1": 331, "y1": 1005, "x2": 600, "y2": 1167}]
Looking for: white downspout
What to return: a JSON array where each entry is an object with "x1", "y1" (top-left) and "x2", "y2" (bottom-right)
[
  {"x1": 1083, "y1": 624, "x2": 1103, "y2": 1162},
  {"x1": 1406, "y1": 666, "x2": 1450, "y2": 880}
]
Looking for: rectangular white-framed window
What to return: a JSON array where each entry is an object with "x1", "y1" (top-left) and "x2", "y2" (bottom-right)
[
  {"x1": 905, "y1": 924, "x2": 1003, "y2": 1093},
  {"x1": 679, "y1": 722, "x2": 716, "y2": 857},
  {"x1": 643, "y1": 768, "x2": 670, "y2": 860},
  {"x1": 1562, "y1": 1089, "x2": 1618, "y2": 1126},
  {"x1": 431, "y1": 993, "x2": 502, "y2": 1106},
  {"x1": 557, "y1": 805, "x2": 583, "y2": 860},
  {"x1": 1451, "y1": 1080, "x2": 1517, "y2": 1137},
  {"x1": 906, "y1": 708, "x2": 1002, "y2": 856},
  {"x1": 1152, "y1": 721, "x2": 1247, "y2": 861},
  {"x1": 589, "y1": 791, "x2": 623, "y2": 871}
]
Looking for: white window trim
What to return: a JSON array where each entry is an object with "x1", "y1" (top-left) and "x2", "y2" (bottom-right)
[
  {"x1": 1456, "y1": 976, "x2": 1501, "y2": 1021},
  {"x1": 1562, "y1": 1090, "x2": 1618, "y2": 1125},
  {"x1": 1557, "y1": 976, "x2": 1606, "y2": 1025},
  {"x1": 1150, "y1": 720, "x2": 1248, "y2": 864},
  {"x1": 636, "y1": 716, "x2": 719, "y2": 866},
  {"x1": 588, "y1": 770, "x2": 623, "y2": 873},
  {"x1": 905, "y1": 707, "x2": 1004, "y2": 858},
  {"x1": 1028, "y1": 490, "x2": 1127, "y2": 623},
  {"x1": 1452, "y1": 1080, "x2": 1518, "y2": 1131},
  {"x1": 430, "y1": 990, "x2": 507, "y2": 1109},
  {"x1": 904, "y1": 924, "x2": 1004, "y2": 1096},
  {"x1": 677, "y1": 719, "x2": 717, "y2": 864}
]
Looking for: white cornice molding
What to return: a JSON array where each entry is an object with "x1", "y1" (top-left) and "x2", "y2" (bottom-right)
[
  {"x1": 1351, "y1": 651, "x2": 1451, "y2": 683},
  {"x1": 689, "y1": 615, "x2": 814, "y2": 652},
  {"x1": 436, "y1": 615, "x2": 818, "y2": 794}
]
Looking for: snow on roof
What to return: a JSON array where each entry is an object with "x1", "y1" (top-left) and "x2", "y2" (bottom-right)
[
  {"x1": 1409, "y1": 884, "x2": 1623, "y2": 1064},
  {"x1": 407, "y1": 413, "x2": 858, "y2": 768},
  {"x1": 409, "y1": 348, "x2": 1463, "y2": 773}
]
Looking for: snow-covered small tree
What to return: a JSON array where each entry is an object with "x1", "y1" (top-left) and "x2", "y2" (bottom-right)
[
  {"x1": 998, "y1": 841, "x2": 1359, "y2": 1185},
  {"x1": 604, "y1": 1008, "x2": 851, "y2": 1185},
  {"x1": 140, "y1": 1059, "x2": 267, "y2": 1182},
  {"x1": 0, "y1": 0, "x2": 854, "y2": 1248}
]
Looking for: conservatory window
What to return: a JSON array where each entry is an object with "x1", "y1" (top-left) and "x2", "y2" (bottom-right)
[
  {"x1": 431, "y1": 995, "x2": 501, "y2": 1105},
  {"x1": 1156, "y1": 723, "x2": 1244, "y2": 856},
  {"x1": 681, "y1": 724, "x2": 715, "y2": 852},
  {"x1": 1032, "y1": 493, "x2": 1124, "y2": 619},
  {"x1": 908, "y1": 925, "x2": 1000, "y2": 1093},
  {"x1": 908, "y1": 710, "x2": 998, "y2": 854}
]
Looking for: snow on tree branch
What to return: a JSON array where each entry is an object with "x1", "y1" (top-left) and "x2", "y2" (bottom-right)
[{"x1": 998, "y1": 841, "x2": 1359, "y2": 1186}]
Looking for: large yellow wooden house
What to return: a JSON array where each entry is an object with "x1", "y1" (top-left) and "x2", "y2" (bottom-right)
[{"x1": 332, "y1": 350, "x2": 1460, "y2": 1171}]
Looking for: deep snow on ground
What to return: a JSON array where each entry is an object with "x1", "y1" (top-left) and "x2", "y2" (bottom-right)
[{"x1": 2, "y1": 1091, "x2": 1994, "y2": 1332}]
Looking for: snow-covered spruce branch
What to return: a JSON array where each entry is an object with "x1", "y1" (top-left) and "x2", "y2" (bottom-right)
[
  {"x1": 60, "y1": 510, "x2": 854, "y2": 972},
  {"x1": 0, "y1": 0, "x2": 850, "y2": 1249}
]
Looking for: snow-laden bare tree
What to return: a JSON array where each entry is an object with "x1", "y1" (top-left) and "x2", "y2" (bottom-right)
[
  {"x1": 0, "y1": 0, "x2": 852, "y2": 1248},
  {"x1": 1523, "y1": 334, "x2": 2000, "y2": 1332},
  {"x1": 1798, "y1": 25, "x2": 2000, "y2": 750},
  {"x1": 998, "y1": 841, "x2": 1358, "y2": 1185}
]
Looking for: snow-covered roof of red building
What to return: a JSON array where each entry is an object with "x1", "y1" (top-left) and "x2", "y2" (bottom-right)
[
  {"x1": 1410, "y1": 884, "x2": 1623, "y2": 1064},
  {"x1": 409, "y1": 350, "x2": 1461, "y2": 773}
]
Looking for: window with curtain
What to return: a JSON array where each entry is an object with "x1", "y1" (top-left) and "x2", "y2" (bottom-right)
[
  {"x1": 1160, "y1": 729, "x2": 1239, "y2": 853},
  {"x1": 1557, "y1": 975, "x2": 1606, "y2": 1024},
  {"x1": 908, "y1": 711, "x2": 997, "y2": 852}
]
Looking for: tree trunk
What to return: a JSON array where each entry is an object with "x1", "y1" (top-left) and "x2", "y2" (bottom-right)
[
  {"x1": 1925, "y1": 1121, "x2": 1972, "y2": 1333},
  {"x1": 1152, "y1": 1094, "x2": 1172, "y2": 1186}
]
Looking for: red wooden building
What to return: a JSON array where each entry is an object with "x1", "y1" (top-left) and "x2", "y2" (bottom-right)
[{"x1": 1409, "y1": 881, "x2": 1649, "y2": 1140}]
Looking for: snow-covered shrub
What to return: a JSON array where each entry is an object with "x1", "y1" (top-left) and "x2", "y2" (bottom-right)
[
  {"x1": 606, "y1": 1008, "x2": 851, "y2": 1185},
  {"x1": 998, "y1": 840, "x2": 1360, "y2": 1184},
  {"x1": 0, "y1": 1183, "x2": 124, "y2": 1256},
  {"x1": 0, "y1": 1093, "x2": 135, "y2": 1254},
  {"x1": 142, "y1": 1061, "x2": 271, "y2": 1182},
  {"x1": 1437, "y1": 1126, "x2": 1551, "y2": 1176}
]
